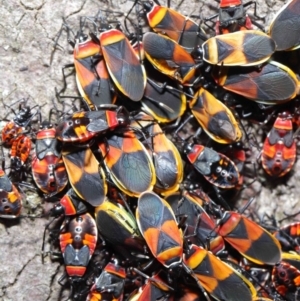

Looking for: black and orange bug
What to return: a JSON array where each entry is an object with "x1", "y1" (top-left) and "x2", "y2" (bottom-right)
[
  {"x1": 142, "y1": 1, "x2": 207, "y2": 53},
  {"x1": 133, "y1": 114, "x2": 183, "y2": 195},
  {"x1": 59, "y1": 213, "x2": 98, "y2": 278},
  {"x1": 86, "y1": 262, "x2": 126, "y2": 301},
  {"x1": 62, "y1": 146, "x2": 107, "y2": 207},
  {"x1": 261, "y1": 112, "x2": 296, "y2": 178},
  {"x1": 268, "y1": 0, "x2": 300, "y2": 51},
  {"x1": 182, "y1": 142, "x2": 240, "y2": 189},
  {"x1": 72, "y1": 27, "x2": 117, "y2": 109},
  {"x1": 52, "y1": 18, "x2": 116, "y2": 110},
  {"x1": 273, "y1": 221, "x2": 300, "y2": 253},
  {"x1": 189, "y1": 87, "x2": 242, "y2": 144},
  {"x1": 55, "y1": 106, "x2": 130, "y2": 143},
  {"x1": 97, "y1": 27, "x2": 147, "y2": 101},
  {"x1": 95, "y1": 200, "x2": 146, "y2": 261},
  {"x1": 183, "y1": 244, "x2": 256, "y2": 301},
  {"x1": 31, "y1": 121, "x2": 68, "y2": 194},
  {"x1": 143, "y1": 32, "x2": 199, "y2": 86},
  {"x1": 136, "y1": 191, "x2": 184, "y2": 268},
  {"x1": 217, "y1": 210, "x2": 282, "y2": 265},
  {"x1": 215, "y1": 61, "x2": 299, "y2": 104},
  {"x1": 98, "y1": 130, "x2": 156, "y2": 197},
  {"x1": 0, "y1": 169, "x2": 23, "y2": 218},
  {"x1": 272, "y1": 261, "x2": 300, "y2": 301},
  {"x1": 201, "y1": 30, "x2": 275, "y2": 66}
]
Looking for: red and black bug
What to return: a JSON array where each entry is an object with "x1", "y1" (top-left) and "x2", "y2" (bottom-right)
[
  {"x1": 272, "y1": 261, "x2": 300, "y2": 301},
  {"x1": 217, "y1": 210, "x2": 282, "y2": 265},
  {"x1": 201, "y1": 30, "x2": 275, "y2": 66},
  {"x1": 182, "y1": 142, "x2": 240, "y2": 189},
  {"x1": 204, "y1": 0, "x2": 263, "y2": 35},
  {"x1": 261, "y1": 112, "x2": 296, "y2": 178},
  {"x1": 1, "y1": 103, "x2": 37, "y2": 146},
  {"x1": 0, "y1": 169, "x2": 23, "y2": 218},
  {"x1": 56, "y1": 106, "x2": 130, "y2": 143},
  {"x1": 132, "y1": 115, "x2": 183, "y2": 195},
  {"x1": 32, "y1": 121, "x2": 68, "y2": 194},
  {"x1": 60, "y1": 213, "x2": 98, "y2": 278}
]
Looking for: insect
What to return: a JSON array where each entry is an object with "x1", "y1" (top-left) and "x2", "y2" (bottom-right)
[
  {"x1": 0, "y1": 169, "x2": 23, "y2": 218},
  {"x1": 62, "y1": 146, "x2": 107, "y2": 207},
  {"x1": 133, "y1": 116, "x2": 183, "y2": 195},
  {"x1": 261, "y1": 112, "x2": 296, "y2": 177},
  {"x1": 204, "y1": 0, "x2": 263, "y2": 35},
  {"x1": 217, "y1": 211, "x2": 282, "y2": 265},
  {"x1": 136, "y1": 191, "x2": 184, "y2": 268},
  {"x1": 96, "y1": 26, "x2": 147, "y2": 101},
  {"x1": 189, "y1": 87, "x2": 242, "y2": 144},
  {"x1": 182, "y1": 142, "x2": 240, "y2": 189},
  {"x1": 201, "y1": 30, "x2": 275, "y2": 66},
  {"x1": 143, "y1": 32, "x2": 199, "y2": 86},
  {"x1": 56, "y1": 106, "x2": 130, "y2": 143},
  {"x1": 183, "y1": 244, "x2": 255, "y2": 301},
  {"x1": 272, "y1": 261, "x2": 300, "y2": 301},
  {"x1": 97, "y1": 130, "x2": 156, "y2": 197},
  {"x1": 142, "y1": 1, "x2": 207, "y2": 52},
  {"x1": 31, "y1": 121, "x2": 68, "y2": 194},
  {"x1": 73, "y1": 26, "x2": 117, "y2": 109},
  {"x1": 59, "y1": 213, "x2": 98, "y2": 278},
  {"x1": 215, "y1": 61, "x2": 299, "y2": 104},
  {"x1": 268, "y1": 0, "x2": 300, "y2": 51},
  {"x1": 1, "y1": 103, "x2": 38, "y2": 146}
]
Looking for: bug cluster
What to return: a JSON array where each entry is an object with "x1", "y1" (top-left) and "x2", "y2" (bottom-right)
[{"x1": 2, "y1": 0, "x2": 300, "y2": 300}]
